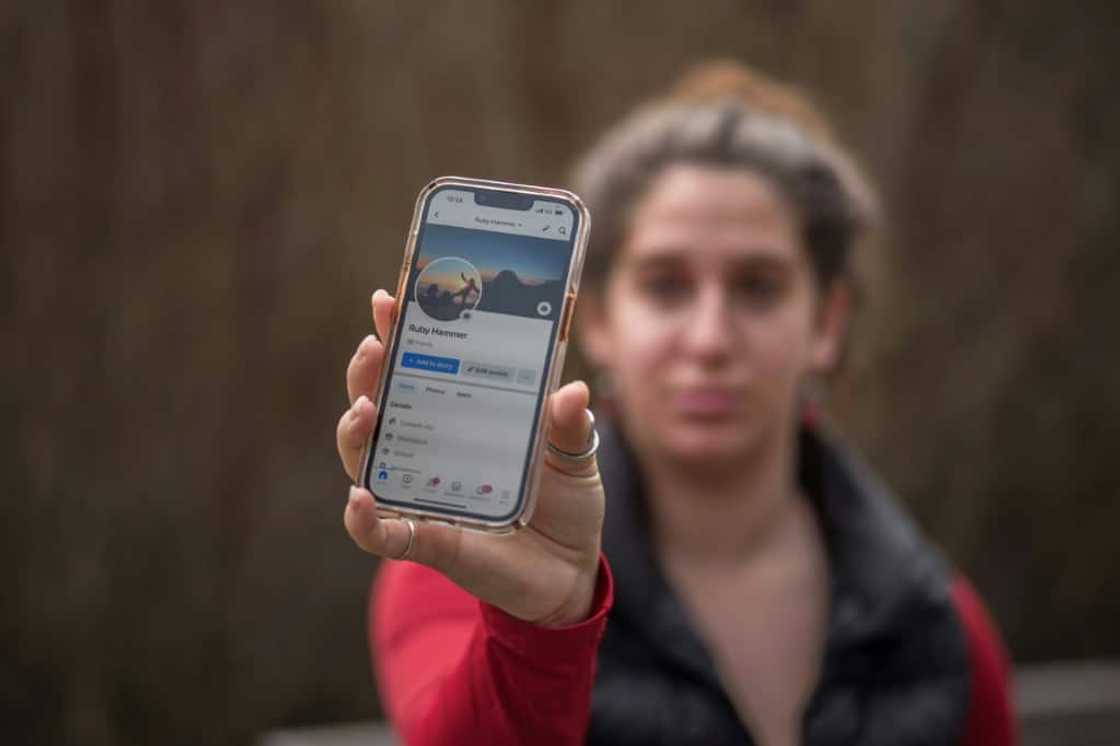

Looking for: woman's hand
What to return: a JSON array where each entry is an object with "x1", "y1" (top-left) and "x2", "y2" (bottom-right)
[{"x1": 337, "y1": 290, "x2": 605, "y2": 627}]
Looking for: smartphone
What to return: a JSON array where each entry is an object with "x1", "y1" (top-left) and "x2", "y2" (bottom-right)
[{"x1": 359, "y1": 177, "x2": 590, "y2": 531}]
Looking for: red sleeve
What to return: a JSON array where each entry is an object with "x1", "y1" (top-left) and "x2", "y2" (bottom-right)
[
  {"x1": 370, "y1": 556, "x2": 613, "y2": 746},
  {"x1": 950, "y1": 575, "x2": 1017, "y2": 746}
]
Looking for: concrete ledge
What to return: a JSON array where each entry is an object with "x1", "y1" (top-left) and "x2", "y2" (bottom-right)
[
  {"x1": 1017, "y1": 660, "x2": 1120, "y2": 746},
  {"x1": 259, "y1": 721, "x2": 397, "y2": 746},
  {"x1": 259, "y1": 660, "x2": 1120, "y2": 746}
]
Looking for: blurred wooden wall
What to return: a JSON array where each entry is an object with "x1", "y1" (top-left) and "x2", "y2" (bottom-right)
[{"x1": 3, "y1": 2, "x2": 1118, "y2": 744}]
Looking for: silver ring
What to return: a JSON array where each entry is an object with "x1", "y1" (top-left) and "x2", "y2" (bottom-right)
[
  {"x1": 547, "y1": 410, "x2": 600, "y2": 463},
  {"x1": 392, "y1": 518, "x2": 416, "y2": 561}
]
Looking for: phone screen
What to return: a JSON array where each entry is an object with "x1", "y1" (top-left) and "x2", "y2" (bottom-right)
[{"x1": 365, "y1": 185, "x2": 580, "y2": 523}]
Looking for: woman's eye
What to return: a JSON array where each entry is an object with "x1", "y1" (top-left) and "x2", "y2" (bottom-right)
[
  {"x1": 733, "y1": 274, "x2": 783, "y2": 306},
  {"x1": 638, "y1": 274, "x2": 692, "y2": 304}
]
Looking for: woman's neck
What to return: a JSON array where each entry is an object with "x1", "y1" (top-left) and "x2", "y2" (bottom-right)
[{"x1": 639, "y1": 425, "x2": 804, "y2": 568}]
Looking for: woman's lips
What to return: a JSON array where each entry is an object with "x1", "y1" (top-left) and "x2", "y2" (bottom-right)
[{"x1": 672, "y1": 389, "x2": 741, "y2": 417}]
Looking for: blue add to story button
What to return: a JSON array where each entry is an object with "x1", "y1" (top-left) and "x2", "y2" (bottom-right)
[{"x1": 401, "y1": 352, "x2": 460, "y2": 375}]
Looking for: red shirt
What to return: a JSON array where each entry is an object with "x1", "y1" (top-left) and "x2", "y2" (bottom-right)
[{"x1": 371, "y1": 557, "x2": 1014, "y2": 745}]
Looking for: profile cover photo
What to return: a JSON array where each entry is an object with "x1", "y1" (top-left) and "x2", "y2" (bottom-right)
[{"x1": 411, "y1": 223, "x2": 569, "y2": 324}]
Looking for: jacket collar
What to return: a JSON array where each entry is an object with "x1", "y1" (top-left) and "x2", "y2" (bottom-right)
[{"x1": 598, "y1": 421, "x2": 950, "y2": 685}]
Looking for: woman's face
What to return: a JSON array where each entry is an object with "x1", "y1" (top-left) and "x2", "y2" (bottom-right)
[{"x1": 580, "y1": 164, "x2": 847, "y2": 468}]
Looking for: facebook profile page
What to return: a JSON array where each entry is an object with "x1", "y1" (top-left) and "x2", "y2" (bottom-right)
[{"x1": 370, "y1": 192, "x2": 576, "y2": 521}]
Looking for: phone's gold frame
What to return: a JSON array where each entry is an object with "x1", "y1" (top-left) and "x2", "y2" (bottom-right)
[{"x1": 357, "y1": 176, "x2": 591, "y2": 533}]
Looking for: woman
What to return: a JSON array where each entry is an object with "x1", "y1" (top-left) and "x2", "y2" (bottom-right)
[{"x1": 336, "y1": 63, "x2": 1015, "y2": 745}]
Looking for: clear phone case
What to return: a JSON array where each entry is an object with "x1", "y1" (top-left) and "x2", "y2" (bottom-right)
[{"x1": 358, "y1": 176, "x2": 591, "y2": 533}]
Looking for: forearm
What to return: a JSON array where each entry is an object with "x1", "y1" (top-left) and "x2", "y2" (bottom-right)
[{"x1": 373, "y1": 557, "x2": 613, "y2": 746}]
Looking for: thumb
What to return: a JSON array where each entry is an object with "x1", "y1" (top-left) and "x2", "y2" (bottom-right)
[{"x1": 545, "y1": 381, "x2": 596, "y2": 477}]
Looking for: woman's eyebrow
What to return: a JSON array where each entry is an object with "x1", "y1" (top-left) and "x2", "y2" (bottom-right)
[{"x1": 728, "y1": 253, "x2": 794, "y2": 272}]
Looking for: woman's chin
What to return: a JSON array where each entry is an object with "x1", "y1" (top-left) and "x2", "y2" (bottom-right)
[{"x1": 660, "y1": 419, "x2": 761, "y2": 465}]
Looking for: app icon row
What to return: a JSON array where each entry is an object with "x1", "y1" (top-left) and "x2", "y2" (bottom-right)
[{"x1": 375, "y1": 467, "x2": 493, "y2": 495}]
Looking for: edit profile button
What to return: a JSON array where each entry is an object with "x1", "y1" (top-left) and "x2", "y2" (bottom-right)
[{"x1": 401, "y1": 352, "x2": 460, "y2": 375}]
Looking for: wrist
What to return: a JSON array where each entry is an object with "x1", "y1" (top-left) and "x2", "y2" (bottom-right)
[
  {"x1": 533, "y1": 563, "x2": 601, "y2": 628},
  {"x1": 478, "y1": 555, "x2": 614, "y2": 667}
]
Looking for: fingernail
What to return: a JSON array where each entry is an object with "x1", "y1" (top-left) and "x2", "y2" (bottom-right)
[
  {"x1": 357, "y1": 335, "x2": 375, "y2": 358},
  {"x1": 350, "y1": 485, "x2": 373, "y2": 503}
]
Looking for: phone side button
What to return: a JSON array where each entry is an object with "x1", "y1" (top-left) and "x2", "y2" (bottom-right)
[
  {"x1": 395, "y1": 264, "x2": 408, "y2": 299},
  {"x1": 559, "y1": 293, "x2": 576, "y2": 341}
]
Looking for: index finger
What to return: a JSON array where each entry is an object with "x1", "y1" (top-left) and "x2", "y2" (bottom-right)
[{"x1": 372, "y1": 290, "x2": 397, "y2": 342}]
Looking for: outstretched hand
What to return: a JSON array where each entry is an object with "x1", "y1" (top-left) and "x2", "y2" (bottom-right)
[{"x1": 337, "y1": 290, "x2": 605, "y2": 626}]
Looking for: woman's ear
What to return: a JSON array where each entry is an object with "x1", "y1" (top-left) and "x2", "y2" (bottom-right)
[
  {"x1": 575, "y1": 291, "x2": 615, "y2": 371},
  {"x1": 810, "y1": 280, "x2": 851, "y2": 374}
]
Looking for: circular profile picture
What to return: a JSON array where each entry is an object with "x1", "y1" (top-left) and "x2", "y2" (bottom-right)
[{"x1": 414, "y1": 257, "x2": 483, "y2": 322}]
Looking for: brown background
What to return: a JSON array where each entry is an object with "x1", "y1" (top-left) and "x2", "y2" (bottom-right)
[{"x1": 3, "y1": 2, "x2": 1118, "y2": 744}]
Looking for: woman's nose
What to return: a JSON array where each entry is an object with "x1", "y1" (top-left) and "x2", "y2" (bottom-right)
[{"x1": 680, "y1": 284, "x2": 735, "y2": 361}]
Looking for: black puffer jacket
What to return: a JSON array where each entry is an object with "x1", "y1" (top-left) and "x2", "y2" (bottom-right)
[{"x1": 588, "y1": 425, "x2": 970, "y2": 746}]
